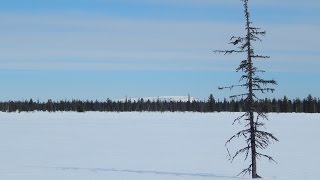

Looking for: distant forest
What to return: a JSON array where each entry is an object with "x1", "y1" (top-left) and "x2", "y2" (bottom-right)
[{"x1": 1, "y1": 94, "x2": 319, "y2": 113}]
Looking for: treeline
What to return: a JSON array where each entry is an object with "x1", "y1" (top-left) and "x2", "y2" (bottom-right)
[{"x1": 0, "y1": 94, "x2": 319, "y2": 113}]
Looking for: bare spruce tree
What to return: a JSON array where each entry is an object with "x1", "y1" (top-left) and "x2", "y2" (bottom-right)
[{"x1": 214, "y1": 0, "x2": 279, "y2": 178}]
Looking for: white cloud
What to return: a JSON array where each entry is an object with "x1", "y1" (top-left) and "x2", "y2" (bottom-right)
[
  {"x1": 88, "y1": 0, "x2": 235, "y2": 6},
  {"x1": 89, "y1": 0, "x2": 320, "y2": 5},
  {"x1": 90, "y1": 0, "x2": 320, "y2": 8},
  {"x1": 251, "y1": 0, "x2": 320, "y2": 8},
  {"x1": 0, "y1": 13, "x2": 319, "y2": 72}
]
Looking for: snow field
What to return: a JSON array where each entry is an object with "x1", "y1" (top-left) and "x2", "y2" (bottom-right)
[{"x1": 0, "y1": 112, "x2": 319, "y2": 180}]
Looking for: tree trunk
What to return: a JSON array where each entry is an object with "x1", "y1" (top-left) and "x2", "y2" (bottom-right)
[
  {"x1": 250, "y1": 112, "x2": 259, "y2": 178},
  {"x1": 244, "y1": 0, "x2": 259, "y2": 177}
]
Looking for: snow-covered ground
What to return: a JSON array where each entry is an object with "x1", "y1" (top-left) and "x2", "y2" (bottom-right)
[{"x1": 0, "y1": 112, "x2": 319, "y2": 180}]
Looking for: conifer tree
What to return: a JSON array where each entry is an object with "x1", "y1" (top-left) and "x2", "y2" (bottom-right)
[{"x1": 214, "y1": 0, "x2": 278, "y2": 178}]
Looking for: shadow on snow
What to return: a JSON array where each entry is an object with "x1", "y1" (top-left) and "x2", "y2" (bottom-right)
[{"x1": 27, "y1": 166, "x2": 247, "y2": 179}]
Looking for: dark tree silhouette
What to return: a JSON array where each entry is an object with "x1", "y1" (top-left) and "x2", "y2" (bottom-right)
[
  {"x1": 214, "y1": 0, "x2": 278, "y2": 178},
  {"x1": 0, "y1": 96, "x2": 318, "y2": 113}
]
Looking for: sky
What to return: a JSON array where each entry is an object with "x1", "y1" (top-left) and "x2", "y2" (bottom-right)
[{"x1": 0, "y1": 0, "x2": 319, "y2": 101}]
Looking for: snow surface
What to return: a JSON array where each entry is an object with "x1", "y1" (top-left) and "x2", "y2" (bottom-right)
[{"x1": 0, "y1": 112, "x2": 319, "y2": 180}]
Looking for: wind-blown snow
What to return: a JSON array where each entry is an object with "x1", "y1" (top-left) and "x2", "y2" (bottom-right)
[{"x1": 0, "y1": 112, "x2": 319, "y2": 180}]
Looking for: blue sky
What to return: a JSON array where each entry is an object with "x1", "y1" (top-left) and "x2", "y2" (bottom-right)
[{"x1": 0, "y1": 0, "x2": 319, "y2": 101}]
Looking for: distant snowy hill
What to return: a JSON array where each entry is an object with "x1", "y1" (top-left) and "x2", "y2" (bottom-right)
[{"x1": 117, "y1": 96, "x2": 200, "y2": 102}]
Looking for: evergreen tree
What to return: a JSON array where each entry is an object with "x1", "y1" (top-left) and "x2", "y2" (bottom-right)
[
  {"x1": 282, "y1": 96, "x2": 289, "y2": 112},
  {"x1": 208, "y1": 94, "x2": 216, "y2": 112},
  {"x1": 214, "y1": 0, "x2": 278, "y2": 178}
]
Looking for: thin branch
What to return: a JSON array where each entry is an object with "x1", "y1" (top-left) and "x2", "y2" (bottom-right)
[
  {"x1": 213, "y1": 50, "x2": 245, "y2": 55},
  {"x1": 251, "y1": 55, "x2": 270, "y2": 59},
  {"x1": 237, "y1": 164, "x2": 252, "y2": 177},
  {"x1": 256, "y1": 152, "x2": 278, "y2": 163}
]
